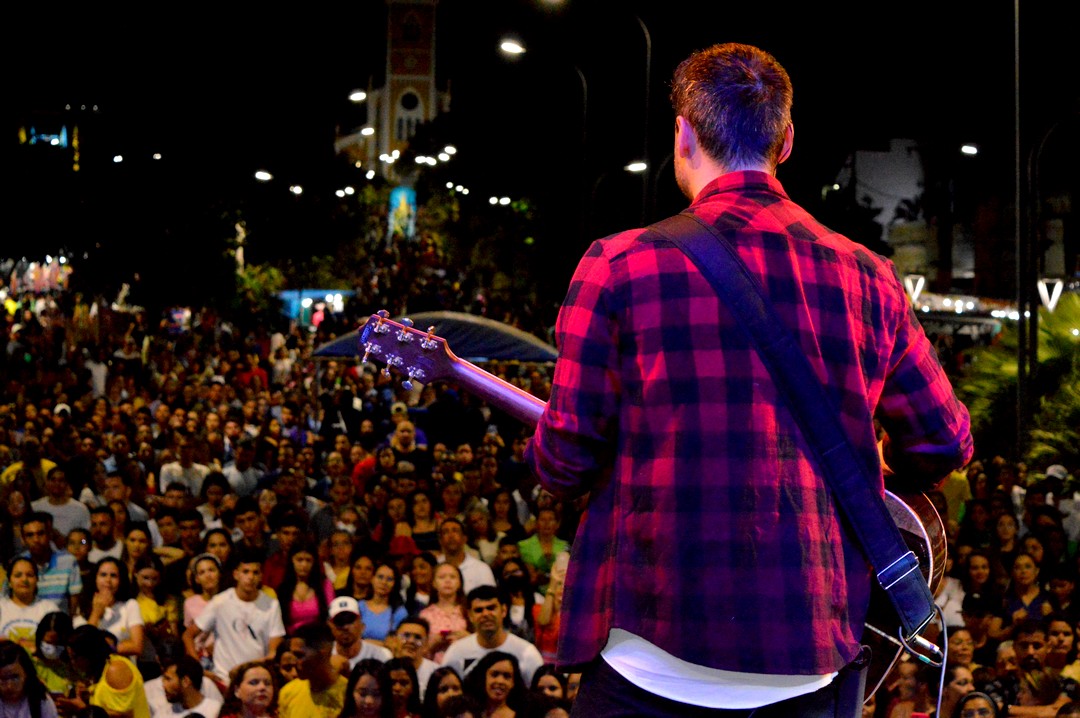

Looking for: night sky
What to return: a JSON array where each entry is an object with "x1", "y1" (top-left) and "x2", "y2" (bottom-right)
[{"x1": 7, "y1": 1, "x2": 1076, "y2": 300}]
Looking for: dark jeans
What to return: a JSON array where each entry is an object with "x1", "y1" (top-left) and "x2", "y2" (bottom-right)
[{"x1": 570, "y1": 648, "x2": 869, "y2": 718}]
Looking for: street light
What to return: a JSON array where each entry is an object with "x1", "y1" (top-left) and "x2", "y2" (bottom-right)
[{"x1": 498, "y1": 37, "x2": 587, "y2": 160}]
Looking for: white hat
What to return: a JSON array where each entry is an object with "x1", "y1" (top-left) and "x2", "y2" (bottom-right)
[
  {"x1": 329, "y1": 596, "x2": 360, "y2": 619},
  {"x1": 1046, "y1": 464, "x2": 1069, "y2": 480},
  {"x1": 53, "y1": 403, "x2": 71, "y2": 417}
]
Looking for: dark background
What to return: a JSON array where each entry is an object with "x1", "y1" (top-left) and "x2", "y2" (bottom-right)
[{"x1": 6, "y1": 1, "x2": 1076, "y2": 305}]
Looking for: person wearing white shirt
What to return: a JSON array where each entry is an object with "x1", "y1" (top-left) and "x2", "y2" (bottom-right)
[
  {"x1": 31, "y1": 467, "x2": 90, "y2": 540},
  {"x1": 435, "y1": 518, "x2": 495, "y2": 595},
  {"x1": 441, "y1": 586, "x2": 543, "y2": 687},
  {"x1": 184, "y1": 549, "x2": 286, "y2": 683},
  {"x1": 326, "y1": 596, "x2": 392, "y2": 676},
  {"x1": 147, "y1": 655, "x2": 223, "y2": 718}
]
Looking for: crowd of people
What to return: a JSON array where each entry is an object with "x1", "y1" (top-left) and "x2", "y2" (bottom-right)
[
  {"x1": 0, "y1": 279, "x2": 576, "y2": 718},
  {"x1": 870, "y1": 458, "x2": 1080, "y2": 717},
  {"x1": 1, "y1": 270, "x2": 1077, "y2": 718}
]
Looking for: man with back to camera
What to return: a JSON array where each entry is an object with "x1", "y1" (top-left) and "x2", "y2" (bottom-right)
[{"x1": 524, "y1": 43, "x2": 973, "y2": 716}]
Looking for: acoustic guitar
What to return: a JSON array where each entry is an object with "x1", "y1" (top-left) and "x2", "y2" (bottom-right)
[{"x1": 356, "y1": 311, "x2": 947, "y2": 700}]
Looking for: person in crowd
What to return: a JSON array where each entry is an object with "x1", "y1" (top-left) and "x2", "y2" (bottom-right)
[
  {"x1": 155, "y1": 654, "x2": 224, "y2": 718},
  {"x1": 359, "y1": 561, "x2": 407, "y2": 646},
  {"x1": 528, "y1": 665, "x2": 566, "y2": 703},
  {"x1": 403, "y1": 552, "x2": 437, "y2": 616},
  {"x1": 323, "y1": 529, "x2": 358, "y2": 593},
  {"x1": 221, "y1": 439, "x2": 265, "y2": 500},
  {"x1": 1, "y1": 436, "x2": 55, "y2": 500},
  {"x1": 883, "y1": 659, "x2": 935, "y2": 718},
  {"x1": 276, "y1": 541, "x2": 334, "y2": 634},
  {"x1": 311, "y1": 477, "x2": 364, "y2": 548},
  {"x1": 31, "y1": 467, "x2": 90, "y2": 541},
  {"x1": 421, "y1": 668, "x2": 464, "y2": 718},
  {"x1": 196, "y1": 472, "x2": 234, "y2": 531},
  {"x1": 952, "y1": 691, "x2": 1000, "y2": 718},
  {"x1": 378, "y1": 657, "x2": 421, "y2": 718},
  {"x1": 202, "y1": 529, "x2": 236, "y2": 577},
  {"x1": 217, "y1": 660, "x2": 278, "y2": 718},
  {"x1": 388, "y1": 616, "x2": 437, "y2": 702},
  {"x1": 340, "y1": 659, "x2": 384, "y2": 718},
  {"x1": 65, "y1": 624, "x2": 151, "y2": 718},
  {"x1": 260, "y1": 512, "x2": 305, "y2": 592},
  {"x1": 441, "y1": 586, "x2": 543, "y2": 687},
  {"x1": 183, "y1": 553, "x2": 223, "y2": 672},
  {"x1": 132, "y1": 554, "x2": 181, "y2": 679},
  {"x1": 1046, "y1": 614, "x2": 1080, "y2": 680},
  {"x1": 462, "y1": 651, "x2": 525, "y2": 718},
  {"x1": 419, "y1": 564, "x2": 468, "y2": 664},
  {"x1": 531, "y1": 559, "x2": 564, "y2": 665},
  {"x1": 407, "y1": 491, "x2": 440, "y2": 554},
  {"x1": 74, "y1": 556, "x2": 144, "y2": 659},
  {"x1": 158, "y1": 432, "x2": 211, "y2": 497},
  {"x1": 0, "y1": 556, "x2": 62, "y2": 651},
  {"x1": 326, "y1": 596, "x2": 392, "y2": 675},
  {"x1": 184, "y1": 547, "x2": 286, "y2": 687},
  {"x1": 276, "y1": 623, "x2": 347, "y2": 718},
  {"x1": 992, "y1": 513, "x2": 1023, "y2": 577},
  {"x1": 18, "y1": 512, "x2": 82, "y2": 615},
  {"x1": 232, "y1": 498, "x2": 271, "y2": 564},
  {"x1": 2, "y1": 488, "x2": 33, "y2": 557},
  {"x1": 121, "y1": 522, "x2": 184, "y2": 583},
  {"x1": 33, "y1": 611, "x2": 74, "y2": 698},
  {"x1": 488, "y1": 490, "x2": 524, "y2": 550},
  {"x1": 495, "y1": 559, "x2": 535, "y2": 645},
  {"x1": 514, "y1": 509, "x2": 566, "y2": 598},
  {"x1": 463, "y1": 506, "x2": 499, "y2": 567},
  {"x1": 87, "y1": 507, "x2": 122, "y2": 564},
  {"x1": 0, "y1": 641, "x2": 59, "y2": 718},
  {"x1": 947, "y1": 627, "x2": 980, "y2": 671},
  {"x1": 989, "y1": 553, "x2": 1054, "y2": 642},
  {"x1": 961, "y1": 593, "x2": 1002, "y2": 669},
  {"x1": 435, "y1": 519, "x2": 494, "y2": 596},
  {"x1": 66, "y1": 528, "x2": 94, "y2": 588},
  {"x1": 271, "y1": 640, "x2": 299, "y2": 688},
  {"x1": 387, "y1": 537, "x2": 422, "y2": 591},
  {"x1": 339, "y1": 550, "x2": 377, "y2": 604},
  {"x1": 938, "y1": 663, "x2": 978, "y2": 718},
  {"x1": 1016, "y1": 667, "x2": 1064, "y2": 710}
]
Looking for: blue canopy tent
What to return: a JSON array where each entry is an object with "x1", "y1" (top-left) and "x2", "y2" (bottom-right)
[{"x1": 312, "y1": 311, "x2": 558, "y2": 363}]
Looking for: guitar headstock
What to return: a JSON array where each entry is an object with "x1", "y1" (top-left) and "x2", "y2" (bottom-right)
[{"x1": 358, "y1": 310, "x2": 456, "y2": 389}]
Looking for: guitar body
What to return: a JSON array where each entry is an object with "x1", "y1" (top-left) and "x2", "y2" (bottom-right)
[
  {"x1": 357, "y1": 311, "x2": 946, "y2": 705},
  {"x1": 863, "y1": 491, "x2": 947, "y2": 701}
]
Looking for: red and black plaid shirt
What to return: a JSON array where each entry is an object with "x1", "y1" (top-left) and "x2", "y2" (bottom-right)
[{"x1": 526, "y1": 171, "x2": 973, "y2": 674}]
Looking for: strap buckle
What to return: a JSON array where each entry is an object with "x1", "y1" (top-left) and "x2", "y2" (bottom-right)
[{"x1": 876, "y1": 551, "x2": 920, "y2": 590}]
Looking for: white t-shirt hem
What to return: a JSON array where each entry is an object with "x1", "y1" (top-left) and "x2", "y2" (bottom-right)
[{"x1": 600, "y1": 628, "x2": 837, "y2": 709}]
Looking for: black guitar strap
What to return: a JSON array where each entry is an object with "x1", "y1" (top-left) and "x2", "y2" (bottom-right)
[{"x1": 646, "y1": 211, "x2": 938, "y2": 645}]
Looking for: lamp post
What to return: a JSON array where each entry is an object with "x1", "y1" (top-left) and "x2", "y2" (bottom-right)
[
  {"x1": 498, "y1": 38, "x2": 587, "y2": 163},
  {"x1": 635, "y1": 15, "x2": 652, "y2": 226}
]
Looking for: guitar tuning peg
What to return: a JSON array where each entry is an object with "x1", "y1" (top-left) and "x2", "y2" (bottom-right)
[
  {"x1": 377, "y1": 309, "x2": 390, "y2": 319},
  {"x1": 401, "y1": 317, "x2": 414, "y2": 328},
  {"x1": 401, "y1": 379, "x2": 414, "y2": 391}
]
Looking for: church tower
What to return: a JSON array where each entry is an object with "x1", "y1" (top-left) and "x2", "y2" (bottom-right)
[{"x1": 336, "y1": 0, "x2": 448, "y2": 181}]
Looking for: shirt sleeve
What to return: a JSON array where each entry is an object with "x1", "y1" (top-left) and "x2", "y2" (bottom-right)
[
  {"x1": 195, "y1": 596, "x2": 217, "y2": 632},
  {"x1": 877, "y1": 285, "x2": 974, "y2": 487},
  {"x1": 526, "y1": 239, "x2": 623, "y2": 498}
]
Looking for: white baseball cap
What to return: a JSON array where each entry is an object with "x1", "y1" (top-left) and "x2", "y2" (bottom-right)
[{"x1": 329, "y1": 596, "x2": 360, "y2": 619}]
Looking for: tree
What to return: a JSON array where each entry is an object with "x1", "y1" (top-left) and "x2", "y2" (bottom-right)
[{"x1": 954, "y1": 292, "x2": 1080, "y2": 466}]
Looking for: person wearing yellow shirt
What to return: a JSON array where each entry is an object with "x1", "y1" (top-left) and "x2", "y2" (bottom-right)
[{"x1": 276, "y1": 623, "x2": 347, "y2": 718}]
